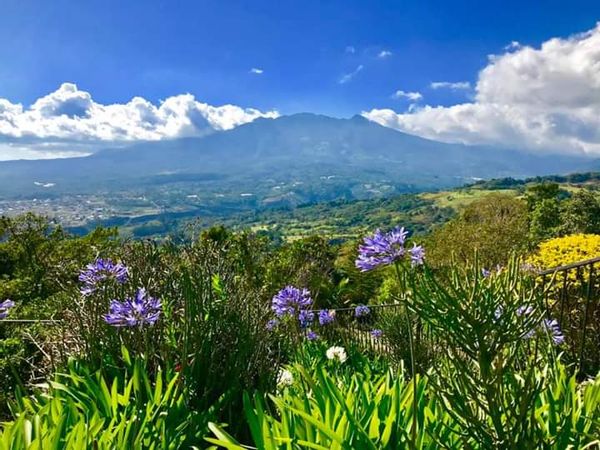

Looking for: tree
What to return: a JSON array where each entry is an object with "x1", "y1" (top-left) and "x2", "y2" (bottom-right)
[
  {"x1": 426, "y1": 194, "x2": 529, "y2": 268},
  {"x1": 524, "y1": 182, "x2": 567, "y2": 244},
  {"x1": 559, "y1": 189, "x2": 600, "y2": 235},
  {"x1": 529, "y1": 198, "x2": 561, "y2": 243},
  {"x1": 524, "y1": 182, "x2": 562, "y2": 210}
]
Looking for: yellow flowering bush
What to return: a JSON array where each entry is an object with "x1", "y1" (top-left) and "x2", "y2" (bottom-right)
[
  {"x1": 528, "y1": 234, "x2": 600, "y2": 271},
  {"x1": 527, "y1": 233, "x2": 600, "y2": 296}
]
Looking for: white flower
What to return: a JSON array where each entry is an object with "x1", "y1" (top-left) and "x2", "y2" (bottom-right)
[
  {"x1": 326, "y1": 346, "x2": 347, "y2": 363},
  {"x1": 277, "y1": 368, "x2": 294, "y2": 387}
]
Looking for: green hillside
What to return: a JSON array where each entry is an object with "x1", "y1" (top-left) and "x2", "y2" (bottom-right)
[{"x1": 211, "y1": 172, "x2": 600, "y2": 241}]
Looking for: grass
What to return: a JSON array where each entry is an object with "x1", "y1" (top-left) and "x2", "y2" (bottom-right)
[{"x1": 419, "y1": 188, "x2": 518, "y2": 208}]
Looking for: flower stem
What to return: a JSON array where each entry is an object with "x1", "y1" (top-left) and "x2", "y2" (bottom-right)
[{"x1": 394, "y1": 262, "x2": 417, "y2": 448}]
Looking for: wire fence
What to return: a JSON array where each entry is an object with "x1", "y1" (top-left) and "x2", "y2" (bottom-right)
[
  {"x1": 308, "y1": 304, "x2": 402, "y2": 354},
  {"x1": 306, "y1": 258, "x2": 600, "y2": 376},
  {"x1": 2, "y1": 258, "x2": 599, "y2": 375}
]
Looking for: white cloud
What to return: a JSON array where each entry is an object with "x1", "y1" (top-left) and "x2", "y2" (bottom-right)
[
  {"x1": 250, "y1": 67, "x2": 264, "y2": 74},
  {"x1": 339, "y1": 65, "x2": 364, "y2": 84},
  {"x1": 363, "y1": 23, "x2": 600, "y2": 155},
  {"x1": 0, "y1": 83, "x2": 279, "y2": 159},
  {"x1": 345, "y1": 46, "x2": 356, "y2": 54},
  {"x1": 378, "y1": 50, "x2": 392, "y2": 59},
  {"x1": 430, "y1": 81, "x2": 471, "y2": 90},
  {"x1": 505, "y1": 41, "x2": 521, "y2": 51},
  {"x1": 0, "y1": 142, "x2": 91, "y2": 161},
  {"x1": 392, "y1": 90, "x2": 423, "y2": 101}
]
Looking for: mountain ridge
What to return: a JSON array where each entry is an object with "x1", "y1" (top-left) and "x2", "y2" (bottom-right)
[{"x1": 0, "y1": 113, "x2": 596, "y2": 199}]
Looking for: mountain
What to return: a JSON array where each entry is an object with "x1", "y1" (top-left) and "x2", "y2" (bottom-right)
[{"x1": 0, "y1": 113, "x2": 595, "y2": 199}]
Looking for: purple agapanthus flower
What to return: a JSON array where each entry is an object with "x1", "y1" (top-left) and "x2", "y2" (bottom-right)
[
  {"x1": 515, "y1": 305, "x2": 536, "y2": 338},
  {"x1": 272, "y1": 286, "x2": 313, "y2": 318},
  {"x1": 355, "y1": 304, "x2": 370, "y2": 318},
  {"x1": 298, "y1": 310, "x2": 315, "y2": 328},
  {"x1": 306, "y1": 330, "x2": 319, "y2": 341},
  {"x1": 355, "y1": 227, "x2": 408, "y2": 272},
  {"x1": 543, "y1": 319, "x2": 565, "y2": 345},
  {"x1": 409, "y1": 244, "x2": 425, "y2": 267},
  {"x1": 0, "y1": 300, "x2": 15, "y2": 319},
  {"x1": 104, "y1": 288, "x2": 161, "y2": 328},
  {"x1": 516, "y1": 305, "x2": 564, "y2": 345},
  {"x1": 517, "y1": 305, "x2": 534, "y2": 316},
  {"x1": 482, "y1": 268, "x2": 491, "y2": 278},
  {"x1": 371, "y1": 329, "x2": 383, "y2": 338},
  {"x1": 318, "y1": 309, "x2": 336, "y2": 326},
  {"x1": 79, "y1": 258, "x2": 129, "y2": 295},
  {"x1": 266, "y1": 319, "x2": 279, "y2": 331}
]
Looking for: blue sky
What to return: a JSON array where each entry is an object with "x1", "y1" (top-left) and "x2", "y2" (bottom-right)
[
  {"x1": 1, "y1": 1, "x2": 600, "y2": 159},
  {"x1": 1, "y1": 0, "x2": 598, "y2": 116}
]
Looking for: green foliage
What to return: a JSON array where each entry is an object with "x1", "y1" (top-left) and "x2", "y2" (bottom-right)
[
  {"x1": 0, "y1": 214, "x2": 118, "y2": 302},
  {"x1": 426, "y1": 194, "x2": 529, "y2": 267},
  {"x1": 527, "y1": 233, "x2": 600, "y2": 372},
  {"x1": 559, "y1": 189, "x2": 600, "y2": 235},
  {"x1": 264, "y1": 235, "x2": 338, "y2": 307},
  {"x1": 525, "y1": 182, "x2": 565, "y2": 208},
  {"x1": 211, "y1": 193, "x2": 452, "y2": 243},
  {"x1": 2, "y1": 209, "x2": 600, "y2": 448},
  {"x1": 377, "y1": 307, "x2": 436, "y2": 373},
  {"x1": 291, "y1": 340, "x2": 390, "y2": 377},
  {"x1": 333, "y1": 239, "x2": 385, "y2": 307},
  {"x1": 170, "y1": 238, "x2": 281, "y2": 431},
  {"x1": 207, "y1": 365, "x2": 459, "y2": 449},
  {"x1": 403, "y1": 258, "x2": 600, "y2": 448},
  {"x1": 207, "y1": 361, "x2": 600, "y2": 449},
  {"x1": 0, "y1": 214, "x2": 119, "y2": 415},
  {"x1": 0, "y1": 351, "x2": 205, "y2": 449},
  {"x1": 529, "y1": 198, "x2": 561, "y2": 243}
]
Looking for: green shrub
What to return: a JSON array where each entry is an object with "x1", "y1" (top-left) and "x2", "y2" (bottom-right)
[
  {"x1": 207, "y1": 361, "x2": 600, "y2": 449},
  {"x1": 425, "y1": 194, "x2": 529, "y2": 268},
  {"x1": 0, "y1": 350, "x2": 206, "y2": 449},
  {"x1": 404, "y1": 257, "x2": 600, "y2": 447},
  {"x1": 207, "y1": 365, "x2": 461, "y2": 449}
]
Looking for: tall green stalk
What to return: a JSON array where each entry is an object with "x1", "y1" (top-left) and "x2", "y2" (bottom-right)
[{"x1": 394, "y1": 261, "x2": 418, "y2": 448}]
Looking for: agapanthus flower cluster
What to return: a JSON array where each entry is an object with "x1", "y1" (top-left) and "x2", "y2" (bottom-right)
[
  {"x1": 298, "y1": 310, "x2": 315, "y2": 328},
  {"x1": 408, "y1": 243, "x2": 426, "y2": 267},
  {"x1": 355, "y1": 304, "x2": 370, "y2": 318},
  {"x1": 326, "y1": 346, "x2": 347, "y2": 363},
  {"x1": 517, "y1": 305, "x2": 534, "y2": 316},
  {"x1": 104, "y1": 288, "x2": 162, "y2": 328},
  {"x1": 0, "y1": 300, "x2": 15, "y2": 319},
  {"x1": 79, "y1": 258, "x2": 129, "y2": 295},
  {"x1": 306, "y1": 330, "x2": 319, "y2": 341},
  {"x1": 272, "y1": 286, "x2": 313, "y2": 318},
  {"x1": 520, "y1": 262, "x2": 537, "y2": 274},
  {"x1": 481, "y1": 265, "x2": 504, "y2": 278},
  {"x1": 318, "y1": 309, "x2": 336, "y2": 326},
  {"x1": 543, "y1": 319, "x2": 565, "y2": 345},
  {"x1": 371, "y1": 329, "x2": 383, "y2": 338},
  {"x1": 356, "y1": 226, "x2": 424, "y2": 271},
  {"x1": 515, "y1": 305, "x2": 564, "y2": 345}
]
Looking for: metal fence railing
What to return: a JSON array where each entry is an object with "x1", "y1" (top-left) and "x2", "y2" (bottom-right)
[
  {"x1": 309, "y1": 258, "x2": 600, "y2": 376},
  {"x1": 539, "y1": 256, "x2": 600, "y2": 376},
  {"x1": 309, "y1": 304, "x2": 403, "y2": 354}
]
